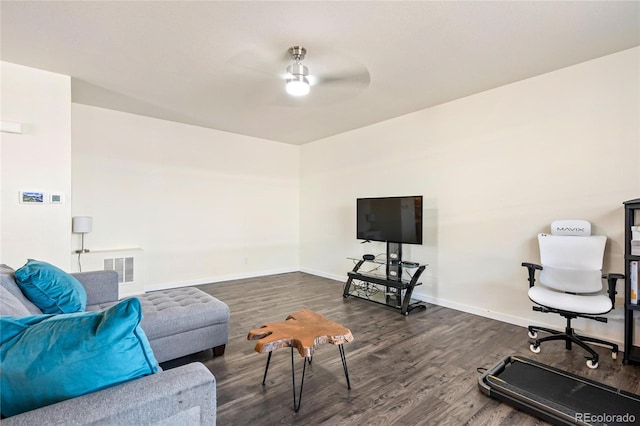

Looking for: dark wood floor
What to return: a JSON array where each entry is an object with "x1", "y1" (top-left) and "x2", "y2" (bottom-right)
[{"x1": 162, "y1": 272, "x2": 640, "y2": 425}]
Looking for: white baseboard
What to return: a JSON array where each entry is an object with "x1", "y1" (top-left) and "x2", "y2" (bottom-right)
[
  {"x1": 119, "y1": 288, "x2": 145, "y2": 298},
  {"x1": 144, "y1": 267, "x2": 299, "y2": 292},
  {"x1": 299, "y1": 267, "x2": 345, "y2": 283},
  {"x1": 412, "y1": 290, "x2": 533, "y2": 329}
]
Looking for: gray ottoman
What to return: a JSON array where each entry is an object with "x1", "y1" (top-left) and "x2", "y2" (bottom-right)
[{"x1": 135, "y1": 287, "x2": 230, "y2": 363}]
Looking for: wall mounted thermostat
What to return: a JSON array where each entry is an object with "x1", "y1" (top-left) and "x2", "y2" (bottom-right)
[{"x1": 50, "y1": 193, "x2": 64, "y2": 204}]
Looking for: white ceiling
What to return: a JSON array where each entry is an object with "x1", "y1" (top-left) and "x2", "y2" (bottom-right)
[{"x1": 2, "y1": 1, "x2": 639, "y2": 145}]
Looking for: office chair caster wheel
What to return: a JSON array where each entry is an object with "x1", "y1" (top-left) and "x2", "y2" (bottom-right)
[
  {"x1": 528, "y1": 330, "x2": 538, "y2": 339},
  {"x1": 530, "y1": 343, "x2": 541, "y2": 354},
  {"x1": 586, "y1": 359, "x2": 599, "y2": 369}
]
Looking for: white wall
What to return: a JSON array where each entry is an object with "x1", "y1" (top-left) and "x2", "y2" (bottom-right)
[
  {"x1": 71, "y1": 104, "x2": 300, "y2": 289},
  {"x1": 300, "y1": 47, "x2": 640, "y2": 346},
  {"x1": 0, "y1": 62, "x2": 72, "y2": 269}
]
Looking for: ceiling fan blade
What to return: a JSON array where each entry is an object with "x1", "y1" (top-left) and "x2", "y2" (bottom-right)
[
  {"x1": 316, "y1": 69, "x2": 370, "y2": 86},
  {"x1": 227, "y1": 47, "x2": 289, "y2": 79}
]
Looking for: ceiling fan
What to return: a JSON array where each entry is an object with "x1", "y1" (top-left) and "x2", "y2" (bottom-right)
[
  {"x1": 227, "y1": 44, "x2": 370, "y2": 105},
  {"x1": 285, "y1": 46, "x2": 310, "y2": 96}
]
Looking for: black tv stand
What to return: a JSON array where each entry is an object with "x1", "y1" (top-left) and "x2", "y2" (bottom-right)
[{"x1": 343, "y1": 243, "x2": 427, "y2": 315}]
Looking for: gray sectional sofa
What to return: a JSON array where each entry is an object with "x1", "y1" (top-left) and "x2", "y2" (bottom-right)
[
  {"x1": 0, "y1": 265, "x2": 229, "y2": 425},
  {"x1": 2, "y1": 362, "x2": 216, "y2": 426}
]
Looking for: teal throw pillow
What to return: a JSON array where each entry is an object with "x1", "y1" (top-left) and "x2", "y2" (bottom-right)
[
  {"x1": 14, "y1": 259, "x2": 87, "y2": 313},
  {"x1": 0, "y1": 298, "x2": 158, "y2": 417}
]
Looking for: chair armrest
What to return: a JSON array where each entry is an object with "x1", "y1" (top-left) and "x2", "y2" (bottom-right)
[
  {"x1": 602, "y1": 273, "x2": 624, "y2": 309},
  {"x1": 71, "y1": 270, "x2": 119, "y2": 305},
  {"x1": 521, "y1": 262, "x2": 543, "y2": 288},
  {"x1": 1, "y1": 362, "x2": 216, "y2": 426}
]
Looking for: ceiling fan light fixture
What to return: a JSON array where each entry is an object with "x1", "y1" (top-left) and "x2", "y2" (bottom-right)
[
  {"x1": 285, "y1": 46, "x2": 310, "y2": 96},
  {"x1": 286, "y1": 74, "x2": 310, "y2": 96}
]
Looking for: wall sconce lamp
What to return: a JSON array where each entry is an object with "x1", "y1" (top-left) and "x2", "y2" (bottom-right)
[{"x1": 72, "y1": 216, "x2": 93, "y2": 254}]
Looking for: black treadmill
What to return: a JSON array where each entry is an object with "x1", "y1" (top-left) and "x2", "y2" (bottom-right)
[{"x1": 478, "y1": 355, "x2": 640, "y2": 425}]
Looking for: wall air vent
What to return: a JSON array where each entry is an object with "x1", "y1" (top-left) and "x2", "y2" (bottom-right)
[{"x1": 104, "y1": 257, "x2": 134, "y2": 284}]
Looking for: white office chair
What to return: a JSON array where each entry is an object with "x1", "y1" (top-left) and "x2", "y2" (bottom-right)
[{"x1": 522, "y1": 220, "x2": 623, "y2": 369}]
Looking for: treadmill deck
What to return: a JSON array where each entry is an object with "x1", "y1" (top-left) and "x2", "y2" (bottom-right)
[{"x1": 479, "y1": 355, "x2": 640, "y2": 425}]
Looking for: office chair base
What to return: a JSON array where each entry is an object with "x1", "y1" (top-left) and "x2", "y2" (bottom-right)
[{"x1": 527, "y1": 323, "x2": 618, "y2": 369}]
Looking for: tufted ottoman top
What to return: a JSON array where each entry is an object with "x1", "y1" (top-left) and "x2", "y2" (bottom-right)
[{"x1": 135, "y1": 287, "x2": 230, "y2": 340}]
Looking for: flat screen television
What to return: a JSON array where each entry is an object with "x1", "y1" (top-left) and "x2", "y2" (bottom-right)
[{"x1": 356, "y1": 196, "x2": 423, "y2": 244}]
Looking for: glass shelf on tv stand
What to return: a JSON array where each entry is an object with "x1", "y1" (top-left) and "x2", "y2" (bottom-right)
[
  {"x1": 343, "y1": 257, "x2": 427, "y2": 315},
  {"x1": 346, "y1": 257, "x2": 425, "y2": 270}
]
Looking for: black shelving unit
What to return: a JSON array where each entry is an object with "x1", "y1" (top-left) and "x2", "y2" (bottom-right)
[
  {"x1": 343, "y1": 254, "x2": 427, "y2": 316},
  {"x1": 623, "y1": 198, "x2": 640, "y2": 365}
]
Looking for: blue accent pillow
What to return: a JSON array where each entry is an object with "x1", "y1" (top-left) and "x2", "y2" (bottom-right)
[
  {"x1": 14, "y1": 259, "x2": 87, "y2": 313},
  {"x1": 0, "y1": 298, "x2": 158, "y2": 417}
]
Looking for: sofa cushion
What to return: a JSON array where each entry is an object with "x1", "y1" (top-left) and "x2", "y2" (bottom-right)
[
  {"x1": 14, "y1": 259, "x2": 87, "y2": 314},
  {"x1": 1, "y1": 264, "x2": 43, "y2": 315},
  {"x1": 0, "y1": 298, "x2": 159, "y2": 417},
  {"x1": 0, "y1": 286, "x2": 31, "y2": 316}
]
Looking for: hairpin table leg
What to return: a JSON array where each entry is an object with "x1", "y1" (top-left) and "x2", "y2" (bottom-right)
[
  {"x1": 338, "y1": 344, "x2": 351, "y2": 389},
  {"x1": 291, "y1": 347, "x2": 310, "y2": 413},
  {"x1": 261, "y1": 351, "x2": 272, "y2": 385}
]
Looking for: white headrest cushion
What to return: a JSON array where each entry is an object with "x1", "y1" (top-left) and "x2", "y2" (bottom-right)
[{"x1": 550, "y1": 220, "x2": 591, "y2": 236}]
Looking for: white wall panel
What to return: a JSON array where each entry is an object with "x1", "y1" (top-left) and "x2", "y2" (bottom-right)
[
  {"x1": 300, "y1": 47, "x2": 640, "y2": 346},
  {"x1": 71, "y1": 104, "x2": 299, "y2": 289},
  {"x1": 1, "y1": 62, "x2": 72, "y2": 270}
]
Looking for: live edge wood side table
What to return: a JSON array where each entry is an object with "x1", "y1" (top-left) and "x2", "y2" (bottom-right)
[{"x1": 247, "y1": 309, "x2": 354, "y2": 412}]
